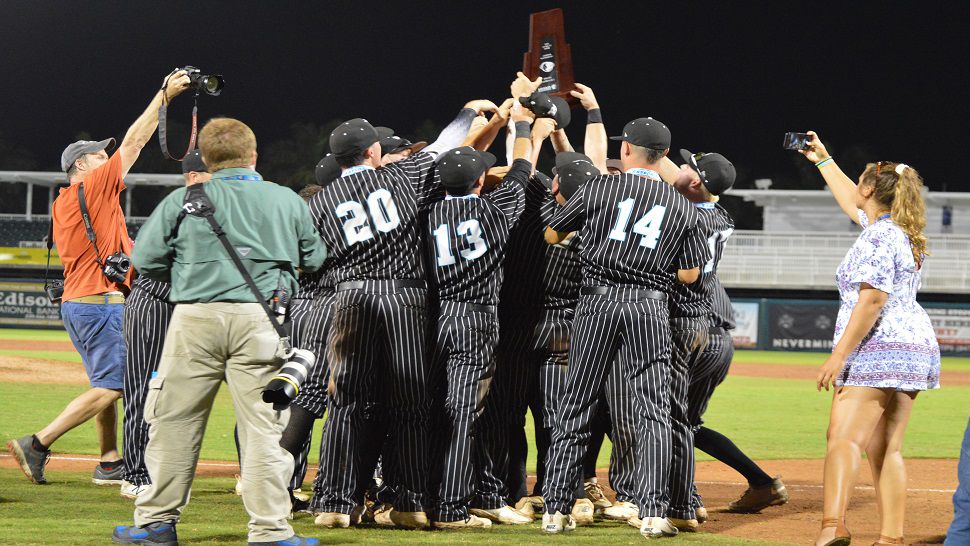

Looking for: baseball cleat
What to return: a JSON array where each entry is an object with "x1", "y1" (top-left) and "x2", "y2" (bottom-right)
[
  {"x1": 372, "y1": 504, "x2": 394, "y2": 526},
  {"x1": 388, "y1": 509, "x2": 429, "y2": 529},
  {"x1": 112, "y1": 521, "x2": 178, "y2": 545},
  {"x1": 571, "y1": 498, "x2": 595, "y2": 526},
  {"x1": 432, "y1": 514, "x2": 493, "y2": 529},
  {"x1": 668, "y1": 517, "x2": 699, "y2": 532},
  {"x1": 313, "y1": 512, "x2": 350, "y2": 528},
  {"x1": 541, "y1": 511, "x2": 576, "y2": 534},
  {"x1": 584, "y1": 478, "x2": 613, "y2": 512},
  {"x1": 470, "y1": 505, "x2": 533, "y2": 525},
  {"x1": 695, "y1": 506, "x2": 708, "y2": 524},
  {"x1": 234, "y1": 474, "x2": 243, "y2": 496},
  {"x1": 727, "y1": 476, "x2": 789, "y2": 513},
  {"x1": 639, "y1": 517, "x2": 679, "y2": 539},
  {"x1": 514, "y1": 497, "x2": 536, "y2": 519},
  {"x1": 602, "y1": 501, "x2": 639, "y2": 521},
  {"x1": 248, "y1": 535, "x2": 320, "y2": 546},
  {"x1": 120, "y1": 480, "x2": 152, "y2": 500}
]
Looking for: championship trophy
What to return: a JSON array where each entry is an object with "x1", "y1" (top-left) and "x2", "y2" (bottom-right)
[{"x1": 522, "y1": 8, "x2": 578, "y2": 107}]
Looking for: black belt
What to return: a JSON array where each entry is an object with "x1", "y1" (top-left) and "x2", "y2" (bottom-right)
[
  {"x1": 709, "y1": 326, "x2": 727, "y2": 336},
  {"x1": 441, "y1": 300, "x2": 495, "y2": 313},
  {"x1": 336, "y1": 279, "x2": 426, "y2": 292},
  {"x1": 580, "y1": 286, "x2": 666, "y2": 301}
]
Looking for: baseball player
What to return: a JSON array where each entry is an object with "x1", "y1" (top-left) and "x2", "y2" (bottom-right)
[
  {"x1": 276, "y1": 155, "x2": 342, "y2": 513},
  {"x1": 308, "y1": 101, "x2": 495, "y2": 529},
  {"x1": 426, "y1": 104, "x2": 533, "y2": 529},
  {"x1": 658, "y1": 149, "x2": 737, "y2": 531},
  {"x1": 541, "y1": 117, "x2": 709, "y2": 538},
  {"x1": 120, "y1": 150, "x2": 209, "y2": 500}
]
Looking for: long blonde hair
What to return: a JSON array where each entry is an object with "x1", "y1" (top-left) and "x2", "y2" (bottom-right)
[{"x1": 861, "y1": 162, "x2": 929, "y2": 268}]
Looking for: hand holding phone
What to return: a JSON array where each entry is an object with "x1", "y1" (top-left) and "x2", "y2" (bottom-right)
[{"x1": 783, "y1": 132, "x2": 811, "y2": 151}]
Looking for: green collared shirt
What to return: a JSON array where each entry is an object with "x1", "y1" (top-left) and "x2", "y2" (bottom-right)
[{"x1": 132, "y1": 168, "x2": 327, "y2": 303}]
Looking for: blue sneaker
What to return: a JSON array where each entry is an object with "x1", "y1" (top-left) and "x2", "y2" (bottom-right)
[
  {"x1": 249, "y1": 535, "x2": 320, "y2": 546},
  {"x1": 112, "y1": 522, "x2": 178, "y2": 545}
]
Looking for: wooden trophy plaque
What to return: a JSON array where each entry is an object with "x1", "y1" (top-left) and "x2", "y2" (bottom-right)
[{"x1": 522, "y1": 8, "x2": 578, "y2": 107}]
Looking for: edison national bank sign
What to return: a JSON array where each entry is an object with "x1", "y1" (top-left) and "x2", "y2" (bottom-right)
[{"x1": 0, "y1": 281, "x2": 61, "y2": 328}]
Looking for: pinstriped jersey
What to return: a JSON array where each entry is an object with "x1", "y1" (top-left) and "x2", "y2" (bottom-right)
[
  {"x1": 499, "y1": 175, "x2": 583, "y2": 313},
  {"x1": 548, "y1": 173, "x2": 709, "y2": 291},
  {"x1": 426, "y1": 159, "x2": 530, "y2": 305},
  {"x1": 670, "y1": 203, "x2": 735, "y2": 318},
  {"x1": 709, "y1": 279, "x2": 736, "y2": 330},
  {"x1": 132, "y1": 275, "x2": 171, "y2": 302},
  {"x1": 308, "y1": 152, "x2": 441, "y2": 284}
]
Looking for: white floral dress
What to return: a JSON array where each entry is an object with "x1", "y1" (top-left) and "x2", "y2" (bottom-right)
[{"x1": 832, "y1": 210, "x2": 940, "y2": 391}]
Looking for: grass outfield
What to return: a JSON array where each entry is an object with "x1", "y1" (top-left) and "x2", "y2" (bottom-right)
[{"x1": 0, "y1": 471, "x2": 785, "y2": 546}]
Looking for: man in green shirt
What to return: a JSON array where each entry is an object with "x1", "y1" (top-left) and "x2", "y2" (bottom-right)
[{"x1": 114, "y1": 118, "x2": 325, "y2": 546}]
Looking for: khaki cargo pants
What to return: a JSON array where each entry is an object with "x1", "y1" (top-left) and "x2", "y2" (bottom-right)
[{"x1": 134, "y1": 303, "x2": 294, "y2": 542}]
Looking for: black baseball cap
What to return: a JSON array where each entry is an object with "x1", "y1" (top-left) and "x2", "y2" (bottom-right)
[
  {"x1": 330, "y1": 118, "x2": 382, "y2": 156},
  {"x1": 181, "y1": 149, "x2": 207, "y2": 174},
  {"x1": 315, "y1": 154, "x2": 341, "y2": 186},
  {"x1": 609, "y1": 117, "x2": 671, "y2": 150},
  {"x1": 437, "y1": 146, "x2": 497, "y2": 190},
  {"x1": 380, "y1": 135, "x2": 428, "y2": 156},
  {"x1": 553, "y1": 152, "x2": 599, "y2": 199},
  {"x1": 680, "y1": 149, "x2": 736, "y2": 195},
  {"x1": 520, "y1": 92, "x2": 571, "y2": 129}
]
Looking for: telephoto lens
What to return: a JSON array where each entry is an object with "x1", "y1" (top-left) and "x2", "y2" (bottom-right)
[{"x1": 262, "y1": 348, "x2": 316, "y2": 410}]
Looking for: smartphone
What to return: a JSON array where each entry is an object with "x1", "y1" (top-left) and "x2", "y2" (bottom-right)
[{"x1": 783, "y1": 132, "x2": 811, "y2": 151}]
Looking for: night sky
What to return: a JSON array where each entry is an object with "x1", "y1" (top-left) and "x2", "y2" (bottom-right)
[{"x1": 2, "y1": 1, "x2": 966, "y2": 191}]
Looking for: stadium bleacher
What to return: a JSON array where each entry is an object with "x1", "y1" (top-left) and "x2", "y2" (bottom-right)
[{"x1": 0, "y1": 216, "x2": 144, "y2": 248}]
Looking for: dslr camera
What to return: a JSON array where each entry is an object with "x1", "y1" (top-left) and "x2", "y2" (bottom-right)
[
  {"x1": 181, "y1": 66, "x2": 225, "y2": 96},
  {"x1": 262, "y1": 348, "x2": 317, "y2": 410},
  {"x1": 101, "y1": 252, "x2": 132, "y2": 284},
  {"x1": 45, "y1": 279, "x2": 64, "y2": 304}
]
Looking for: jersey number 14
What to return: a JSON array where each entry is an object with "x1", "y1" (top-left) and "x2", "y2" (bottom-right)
[{"x1": 608, "y1": 200, "x2": 666, "y2": 248}]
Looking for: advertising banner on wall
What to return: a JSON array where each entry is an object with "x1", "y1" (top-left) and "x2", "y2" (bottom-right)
[
  {"x1": 767, "y1": 301, "x2": 839, "y2": 352},
  {"x1": 0, "y1": 280, "x2": 62, "y2": 328},
  {"x1": 730, "y1": 301, "x2": 759, "y2": 349},
  {"x1": 925, "y1": 306, "x2": 970, "y2": 355}
]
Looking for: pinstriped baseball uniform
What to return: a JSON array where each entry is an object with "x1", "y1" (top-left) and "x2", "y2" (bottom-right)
[
  {"x1": 307, "y1": 151, "x2": 440, "y2": 515},
  {"x1": 665, "y1": 201, "x2": 734, "y2": 519},
  {"x1": 542, "y1": 171, "x2": 708, "y2": 520},
  {"x1": 122, "y1": 276, "x2": 173, "y2": 486},
  {"x1": 424, "y1": 159, "x2": 528, "y2": 521}
]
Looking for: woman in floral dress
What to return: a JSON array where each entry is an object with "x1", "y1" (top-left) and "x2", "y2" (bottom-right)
[{"x1": 801, "y1": 132, "x2": 940, "y2": 546}]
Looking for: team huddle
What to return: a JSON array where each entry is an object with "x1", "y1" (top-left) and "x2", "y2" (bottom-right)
[{"x1": 9, "y1": 70, "x2": 790, "y2": 545}]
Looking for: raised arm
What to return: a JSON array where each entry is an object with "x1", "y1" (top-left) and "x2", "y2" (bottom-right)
[
  {"x1": 570, "y1": 83, "x2": 607, "y2": 173},
  {"x1": 800, "y1": 131, "x2": 861, "y2": 225},
  {"x1": 120, "y1": 70, "x2": 191, "y2": 176},
  {"x1": 423, "y1": 100, "x2": 498, "y2": 157},
  {"x1": 464, "y1": 99, "x2": 513, "y2": 151}
]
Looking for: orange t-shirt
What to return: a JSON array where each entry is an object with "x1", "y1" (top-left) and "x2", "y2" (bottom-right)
[{"x1": 52, "y1": 152, "x2": 134, "y2": 301}]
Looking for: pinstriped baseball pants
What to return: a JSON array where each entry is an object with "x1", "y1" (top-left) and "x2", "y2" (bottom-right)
[
  {"x1": 285, "y1": 293, "x2": 334, "y2": 491},
  {"x1": 686, "y1": 329, "x2": 733, "y2": 509},
  {"x1": 429, "y1": 301, "x2": 498, "y2": 521},
  {"x1": 122, "y1": 284, "x2": 174, "y2": 486},
  {"x1": 312, "y1": 284, "x2": 431, "y2": 514},
  {"x1": 543, "y1": 291, "x2": 672, "y2": 519},
  {"x1": 664, "y1": 316, "x2": 706, "y2": 520}
]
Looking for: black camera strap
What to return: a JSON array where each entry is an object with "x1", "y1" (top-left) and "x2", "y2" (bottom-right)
[
  {"x1": 180, "y1": 185, "x2": 290, "y2": 344},
  {"x1": 157, "y1": 91, "x2": 199, "y2": 161},
  {"x1": 44, "y1": 217, "x2": 55, "y2": 286},
  {"x1": 76, "y1": 183, "x2": 110, "y2": 269}
]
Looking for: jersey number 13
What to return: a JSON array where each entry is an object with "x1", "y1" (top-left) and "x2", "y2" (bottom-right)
[{"x1": 433, "y1": 220, "x2": 488, "y2": 266}]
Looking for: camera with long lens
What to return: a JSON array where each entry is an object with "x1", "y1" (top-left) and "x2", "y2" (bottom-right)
[
  {"x1": 181, "y1": 65, "x2": 224, "y2": 96},
  {"x1": 101, "y1": 252, "x2": 131, "y2": 283},
  {"x1": 45, "y1": 279, "x2": 64, "y2": 304},
  {"x1": 263, "y1": 348, "x2": 316, "y2": 410}
]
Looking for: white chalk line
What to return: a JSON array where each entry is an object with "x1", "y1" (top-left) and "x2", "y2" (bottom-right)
[{"x1": 3, "y1": 455, "x2": 955, "y2": 494}]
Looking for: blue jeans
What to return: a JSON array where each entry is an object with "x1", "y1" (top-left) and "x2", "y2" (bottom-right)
[
  {"x1": 946, "y1": 415, "x2": 970, "y2": 545},
  {"x1": 61, "y1": 301, "x2": 126, "y2": 390}
]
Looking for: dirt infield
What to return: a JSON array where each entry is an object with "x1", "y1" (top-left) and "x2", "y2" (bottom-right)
[
  {"x1": 0, "y1": 453, "x2": 955, "y2": 544},
  {"x1": 0, "y1": 356, "x2": 89, "y2": 385},
  {"x1": 0, "y1": 339, "x2": 76, "y2": 352}
]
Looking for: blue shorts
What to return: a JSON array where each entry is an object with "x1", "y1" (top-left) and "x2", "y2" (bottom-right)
[{"x1": 61, "y1": 301, "x2": 126, "y2": 390}]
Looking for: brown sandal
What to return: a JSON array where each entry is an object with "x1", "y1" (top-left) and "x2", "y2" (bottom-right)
[
  {"x1": 819, "y1": 517, "x2": 851, "y2": 546},
  {"x1": 871, "y1": 536, "x2": 904, "y2": 546}
]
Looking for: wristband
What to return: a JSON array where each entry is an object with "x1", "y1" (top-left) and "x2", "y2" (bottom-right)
[
  {"x1": 815, "y1": 157, "x2": 834, "y2": 168},
  {"x1": 514, "y1": 121, "x2": 531, "y2": 139},
  {"x1": 587, "y1": 108, "x2": 603, "y2": 124}
]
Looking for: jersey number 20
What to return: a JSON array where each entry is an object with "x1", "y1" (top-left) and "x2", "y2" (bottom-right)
[
  {"x1": 608, "y1": 200, "x2": 666, "y2": 248},
  {"x1": 335, "y1": 189, "x2": 401, "y2": 245},
  {"x1": 433, "y1": 220, "x2": 488, "y2": 266}
]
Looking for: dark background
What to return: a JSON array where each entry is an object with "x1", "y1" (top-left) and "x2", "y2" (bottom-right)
[{"x1": 1, "y1": 1, "x2": 966, "y2": 218}]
